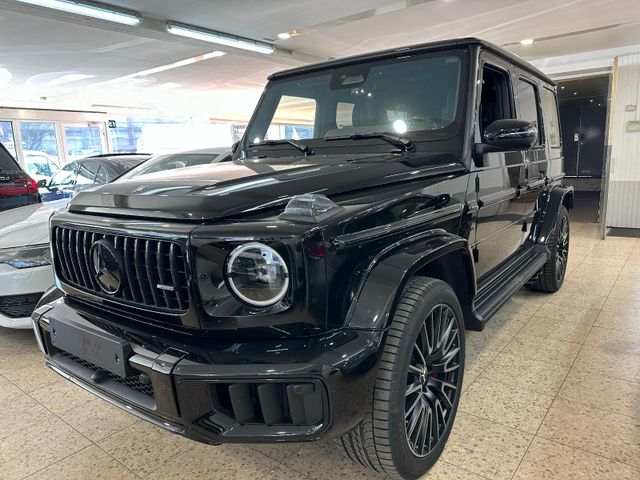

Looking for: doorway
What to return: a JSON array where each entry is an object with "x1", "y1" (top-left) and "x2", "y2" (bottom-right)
[{"x1": 557, "y1": 75, "x2": 610, "y2": 223}]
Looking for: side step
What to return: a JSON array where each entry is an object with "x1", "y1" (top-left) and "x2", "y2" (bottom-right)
[{"x1": 473, "y1": 246, "x2": 549, "y2": 325}]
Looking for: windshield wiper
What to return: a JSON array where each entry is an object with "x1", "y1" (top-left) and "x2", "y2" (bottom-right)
[
  {"x1": 324, "y1": 132, "x2": 416, "y2": 152},
  {"x1": 248, "y1": 139, "x2": 313, "y2": 155}
]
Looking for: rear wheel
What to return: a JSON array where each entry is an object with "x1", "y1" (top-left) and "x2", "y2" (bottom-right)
[
  {"x1": 530, "y1": 205, "x2": 569, "y2": 292},
  {"x1": 339, "y1": 277, "x2": 465, "y2": 479}
]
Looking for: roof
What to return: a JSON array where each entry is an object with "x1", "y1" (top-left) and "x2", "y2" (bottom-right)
[{"x1": 269, "y1": 37, "x2": 554, "y2": 85}]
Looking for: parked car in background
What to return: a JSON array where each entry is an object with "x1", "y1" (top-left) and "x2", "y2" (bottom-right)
[
  {"x1": 0, "y1": 142, "x2": 41, "y2": 212},
  {"x1": 24, "y1": 150, "x2": 60, "y2": 185},
  {"x1": 0, "y1": 147, "x2": 228, "y2": 328},
  {"x1": 38, "y1": 153, "x2": 150, "y2": 202}
]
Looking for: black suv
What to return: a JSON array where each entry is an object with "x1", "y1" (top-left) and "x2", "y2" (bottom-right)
[
  {"x1": 0, "y1": 142, "x2": 41, "y2": 211},
  {"x1": 33, "y1": 38, "x2": 572, "y2": 479}
]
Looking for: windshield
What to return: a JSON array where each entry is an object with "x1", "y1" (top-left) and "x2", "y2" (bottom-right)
[{"x1": 245, "y1": 50, "x2": 465, "y2": 155}]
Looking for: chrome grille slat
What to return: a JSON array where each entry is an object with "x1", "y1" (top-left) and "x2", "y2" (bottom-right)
[{"x1": 51, "y1": 226, "x2": 188, "y2": 313}]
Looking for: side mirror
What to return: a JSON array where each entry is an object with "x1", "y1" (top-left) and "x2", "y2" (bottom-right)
[
  {"x1": 483, "y1": 119, "x2": 538, "y2": 151},
  {"x1": 36, "y1": 179, "x2": 48, "y2": 188},
  {"x1": 231, "y1": 141, "x2": 240, "y2": 153}
]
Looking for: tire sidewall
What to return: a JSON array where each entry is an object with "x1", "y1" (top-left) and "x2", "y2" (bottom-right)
[{"x1": 380, "y1": 279, "x2": 466, "y2": 478}]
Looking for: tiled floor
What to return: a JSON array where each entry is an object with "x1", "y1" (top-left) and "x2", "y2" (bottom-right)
[{"x1": 1, "y1": 219, "x2": 639, "y2": 480}]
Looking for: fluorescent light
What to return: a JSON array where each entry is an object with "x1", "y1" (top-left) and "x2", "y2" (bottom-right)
[
  {"x1": 520, "y1": 38, "x2": 534, "y2": 46},
  {"x1": 167, "y1": 22, "x2": 274, "y2": 55},
  {"x1": 278, "y1": 32, "x2": 291, "y2": 40},
  {"x1": 16, "y1": 0, "x2": 140, "y2": 25}
]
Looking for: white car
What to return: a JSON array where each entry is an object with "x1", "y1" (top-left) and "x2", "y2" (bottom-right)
[
  {"x1": 0, "y1": 147, "x2": 230, "y2": 328},
  {"x1": 0, "y1": 200, "x2": 63, "y2": 328}
]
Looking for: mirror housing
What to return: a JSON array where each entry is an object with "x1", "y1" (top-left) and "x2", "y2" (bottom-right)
[
  {"x1": 483, "y1": 119, "x2": 538, "y2": 151},
  {"x1": 36, "y1": 179, "x2": 48, "y2": 188}
]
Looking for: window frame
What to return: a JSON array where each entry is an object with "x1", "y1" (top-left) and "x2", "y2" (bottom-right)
[
  {"x1": 541, "y1": 86, "x2": 562, "y2": 149},
  {"x1": 514, "y1": 75, "x2": 545, "y2": 148}
]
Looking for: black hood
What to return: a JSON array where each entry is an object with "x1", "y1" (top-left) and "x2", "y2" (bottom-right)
[{"x1": 68, "y1": 152, "x2": 465, "y2": 221}]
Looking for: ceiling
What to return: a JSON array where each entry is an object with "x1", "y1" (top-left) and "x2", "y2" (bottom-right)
[{"x1": 0, "y1": 0, "x2": 639, "y2": 117}]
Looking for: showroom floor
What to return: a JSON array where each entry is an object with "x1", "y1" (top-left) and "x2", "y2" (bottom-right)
[{"x1": 1, "y1": 218, "x2": 639, "y2": 480}]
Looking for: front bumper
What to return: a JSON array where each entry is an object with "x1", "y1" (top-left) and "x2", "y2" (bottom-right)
[
  {"x1": 0, "y1": 264, "x2": 53, "y2": 329},
  {"x1": 32, "y1": 296, "x2": 383, "y2": 444}
]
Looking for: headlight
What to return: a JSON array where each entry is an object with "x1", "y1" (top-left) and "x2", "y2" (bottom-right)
[
  {"x1": 226, "y1": 242, "x2": 289, "y2": 307},
  {"x1": 0, "y1": 244, "x2": 51, "y2": 269}
]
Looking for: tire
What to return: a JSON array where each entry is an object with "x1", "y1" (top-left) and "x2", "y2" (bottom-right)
[
  {"x1": 530, "y1": 205, "x2": 569, "y2": 293},
  {"x1": 339, "y1": 277, "x2": 465, "y2": 479}
]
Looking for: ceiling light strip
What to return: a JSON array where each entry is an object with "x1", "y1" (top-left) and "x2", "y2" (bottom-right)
[
  {"x1": 16, "y1": 0, "x2": 140, "y2": 25},
  {"x1": 166, "y1": 22, "x2": 274, "y2": 55}
]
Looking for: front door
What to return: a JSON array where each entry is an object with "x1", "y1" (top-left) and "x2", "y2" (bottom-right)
[{"x1": 472, "y1": 57, "x2": 527, "y2": 279}]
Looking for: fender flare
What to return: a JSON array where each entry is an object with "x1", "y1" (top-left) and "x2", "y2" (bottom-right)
[
  {"x1": 345, "y1": 229, "x2": 476, "y2": 330},
  {"x1": 535, "y1": 185, "x2": 574, "y2": 245}
]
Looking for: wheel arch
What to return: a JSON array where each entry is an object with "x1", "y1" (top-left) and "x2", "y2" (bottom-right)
[
  {"x1": 345, "y1": 229, "x2": 479, "y2": 331},
  {"x1": 535, "y1": 184, "x2": 574, "y2": 246}
]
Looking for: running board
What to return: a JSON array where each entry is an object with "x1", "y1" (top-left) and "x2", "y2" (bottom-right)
[{"x1": 473, "y1": 246, "x2": 549, "y2": 326}]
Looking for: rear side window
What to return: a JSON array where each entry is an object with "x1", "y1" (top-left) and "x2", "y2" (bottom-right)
[
  {"x1": 541, "y1": 88, "x2": 561, "y2": 147},
  {"x1": 515, "y1": 79, "x2": 541, "y2": 144},
  {"x1": 0, "y1": 144, "x2": 20, "y2": 171}
]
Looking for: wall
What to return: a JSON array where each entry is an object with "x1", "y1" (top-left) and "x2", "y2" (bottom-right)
[{"x1": 605, "y1": 53, "x2": 640, "y2": 229}]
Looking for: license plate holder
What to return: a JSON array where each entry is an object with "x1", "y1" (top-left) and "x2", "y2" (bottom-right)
[{"x1": 50, "y1": 317, "x2": 134, "y2": 378}]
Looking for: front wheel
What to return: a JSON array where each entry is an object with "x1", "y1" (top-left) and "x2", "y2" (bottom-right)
[{"x1": 339, "y1": 277, "x2": 465, "y2": 479}]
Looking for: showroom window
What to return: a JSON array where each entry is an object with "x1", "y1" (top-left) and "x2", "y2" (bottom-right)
[
  {"x1": 0, "y1": 121, "x2": 17, "y2": 158},
  {"x1": 19, "y1": 121, "x2": 62, "y2": 165},
  {"x1": 336, "y1": 102, "x2": 355, "y2": 128}
]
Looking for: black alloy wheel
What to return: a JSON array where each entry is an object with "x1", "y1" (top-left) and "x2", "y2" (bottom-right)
[
  {"x1": 404, "y1": 303, "x2": 461, "y2": 457},
  {"x1": 339, "y1": 277, "x2": 465, "y2": 479},
  {"x1": 530, "y1": 204, "x2": 570, "y2": 292}
]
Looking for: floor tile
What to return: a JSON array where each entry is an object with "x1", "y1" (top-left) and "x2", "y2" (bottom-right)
[
  {"x1": 0, "y1": 415, "x2": 91, "y2": 480},
  {"x1": 460, "y1": 377, "x2": 554, "y2": 433},
  {"x1": 481, "y1": 353, "x2": 569, "y2": 396},
  {"x1": 282, "y1": 441, "x2": 385, "y2": 479},
  {"x1": 0, "y1": 374, "x2": 23, "y2": 403},
  {"x1": 544, "y1": 288, "x2": 609, "y2": 310},
  {"x1": 261, "y1": 465, "x2": 312, "y2": 480},
  {"x1": 584, "y1": 326, "x2": 640, "y2": 354},
  {"x1": 572, "y1": 345, "x2": 640, "y2": 383},
  {"x1": 504, "y1": 333, "x2": 582, "y2": 366},
  {"x1": 58, "y1": 397, "x2": 139, "y2": 442},
  {"x1": 601, "y1": 293, "x2": 640, "y2": 316},
  {"x1": 248, "y1": 442, "x2": 304, "y2": 463},
  {"x1": 423, "y1": 461, "x2": 487, "y2": 479},
  {"x1": 538, "y1": 398, "x2": 640, "y2": 468},
  {"x1": 514, "y1": 436, "x2": 640, "y2": 480},
  {"x1": 27, "y1": 445, "x2": 139, "y2": 480},
  {"x1": 594, "y1": 308, "x2": 640, "y2": 335},
  {"x1": 0, "y1": 393, "x2": 52, "y2": 440},
  {"x1": 441, "y1": 412, "x2": 533, "y2": 480},
  {"x1": 97, "y1": 420, "x2": 194, "y2": 476},
  {"x1": 29, "y1": 377, "x2": 95, "y2": 415},
  {"x1": 558, "y1": 368, "x2": 640, "y2": 419},
  {"x1": 0, "y1": 358, "x2": 61, "y2": 393},
  {"x1": 148, "y1": 443, "x2": 279, "y2": 480}
]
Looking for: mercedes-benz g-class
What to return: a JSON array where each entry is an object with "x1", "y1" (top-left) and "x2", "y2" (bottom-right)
[{"x1": 32, "y1": 38, "x2": 572, "y2": 479}]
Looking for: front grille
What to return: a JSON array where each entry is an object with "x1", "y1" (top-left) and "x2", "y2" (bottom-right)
[
  {"x1": 0, "y1": 293, "x2": 43, "y2": 318},
  {"x1": 60, "y1": 350, "x2": 154, "y2": 398},
  {"x1": 52, "y1": 226, "x2": 189, "y2": 312}
]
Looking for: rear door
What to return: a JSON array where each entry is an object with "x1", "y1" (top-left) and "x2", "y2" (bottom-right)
[{"x1": 0, "y1": 142, "x2": 39, "y2": 211}]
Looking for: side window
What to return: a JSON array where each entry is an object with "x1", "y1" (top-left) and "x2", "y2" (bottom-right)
[
  {"x1": 336, "y1": 102, "x2": 355, "y2": 129},
  {"x1": 515, "y1": 79, "x2": 541, "y2": 144},
  {"x1": 541, "y1": 88, "x2": 561, "y2": 147},
  {"x1": 95, "y1": 165, "x2": 108, "y2": 184},
  {"x1": 263, "y1": 95, "x2": 316, "y2": 141},
  {"x1": 479, "y1": 65, "x2": 512, "y2": 136},
  {"x1": 49, "y1": 162, "x2": 78, "y2": 189},
  {"x1": 76, "y1": 161, "x2": 99, "y2": 186}
]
